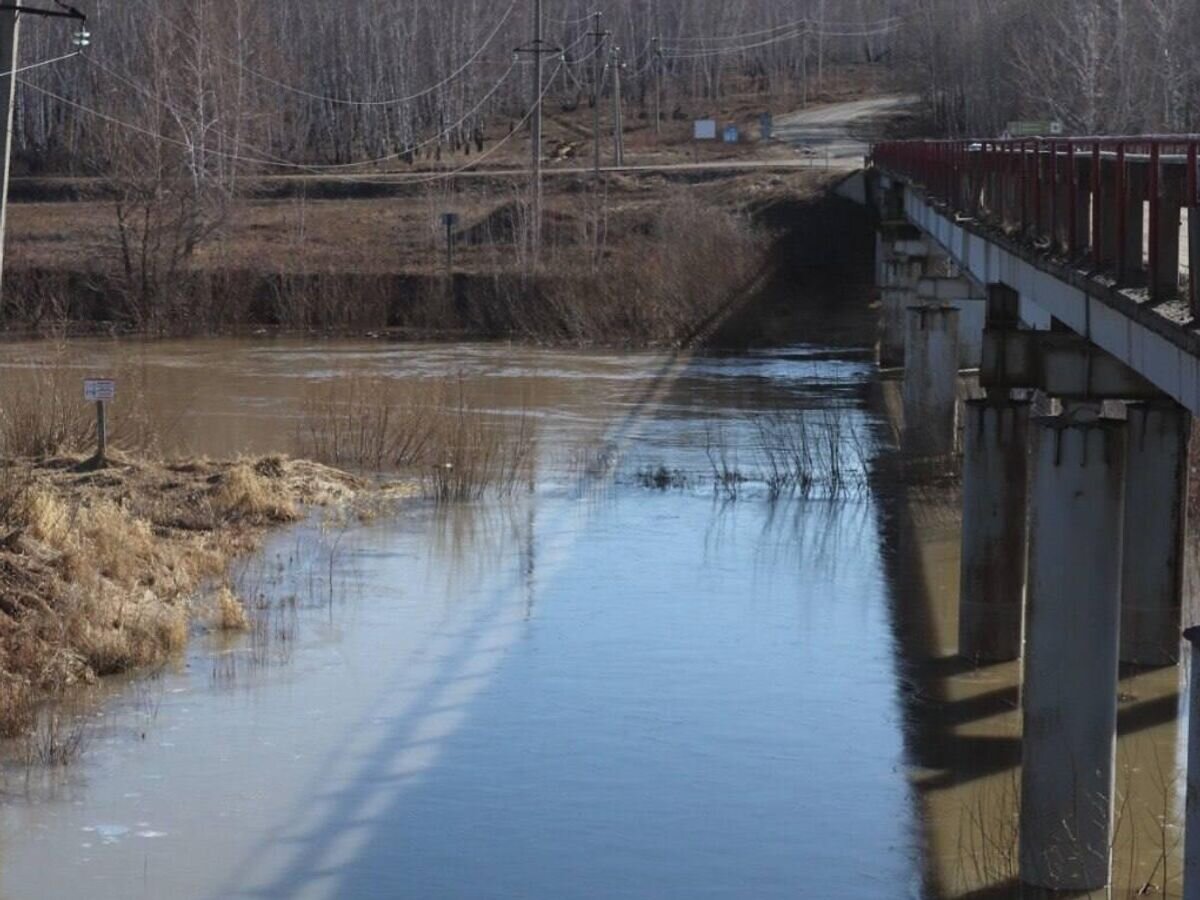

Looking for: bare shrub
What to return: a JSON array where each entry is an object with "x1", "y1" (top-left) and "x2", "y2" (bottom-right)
[
  {"x1": 0, "y1": 347, "x2": 187, "y2": 460},
  {"x1": 296, "y1": 375, "x2": 537, "y2": 501},
  {"x1": 0, "y1": 350, "x2": 91, "y2": 458},
  {"x1": 20, "y1": 707, "x2": 88, "y2": 768},
  {"x1": 296, "y1": 375, "x2": 439, "y2": 470},
  {"x1": 532, "y1": 194, "x2": 769, "y2": 345}
]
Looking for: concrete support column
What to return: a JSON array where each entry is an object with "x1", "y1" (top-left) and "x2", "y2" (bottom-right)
[
  {"x1": 1121, "y1": 401, "x2": 1190, "y2": 665},
  {"x1": 1183, "y1": 626, "x2": 1200, "y2": 900},
  {"x1": 880, "y1": 253, "x2": 926, "y2": 368},
  {"x1": 1020, "y1": 410, "x2": 1127, "y2": 892},
  {"x1": 918, "y1": 276, "x2": 986, "y2": 368},
  {"x1": 902, "y1": 304, "x2": 960, "y2": 456},
  {"x1": 958, "y1": 397, "x2": 1030, "y2": 661}
]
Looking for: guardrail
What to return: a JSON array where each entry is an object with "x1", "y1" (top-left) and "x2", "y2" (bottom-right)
[{"x1": 871, "y1": 138, "x2": 1200, "y2": 314}]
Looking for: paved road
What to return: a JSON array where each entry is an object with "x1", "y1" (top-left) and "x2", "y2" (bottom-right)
[{"x1": 772, "y1": 95, "x2": 919, "y2": 169}]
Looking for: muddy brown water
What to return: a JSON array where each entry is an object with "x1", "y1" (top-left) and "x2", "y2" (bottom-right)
[{"x1": 0, "y1": 338, "x2": 1187, "y2": 899}]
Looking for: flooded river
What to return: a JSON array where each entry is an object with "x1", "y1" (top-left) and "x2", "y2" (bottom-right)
[{"x1": 0, "y1": 339, "x2": 1186, "y2": 898}]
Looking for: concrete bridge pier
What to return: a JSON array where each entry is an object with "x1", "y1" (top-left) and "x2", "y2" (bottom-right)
[
  {"x1": 1184, "y1": 626, "x2": 1200, "y2": 900},
  {"x1": 917, "y1": 275, "x2": 986, "y2": 368},
  {"x1": 1020, "y1": 406, "x2": 1127, "y2": 892},
  {"x1": 1120, "y1": 401, "x2": 1190, "y2": 665},
  {"x1": 901, "y1": 304, "x2": 960, "y2": 456},
  {"x1": 958, "y1": 396, "x2": 1030, "y2": 660},
  {"x1": 879, "y1": 239, "x2": 931, "y2": 368}
]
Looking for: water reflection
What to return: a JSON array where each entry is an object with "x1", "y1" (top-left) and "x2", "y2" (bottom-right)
[
  {"x1": 873, "y1": 469, "x2": 1187, "y2": 898},
  {"x1": 2, "y1": 336, "x2": 1181, "y2": 898}
]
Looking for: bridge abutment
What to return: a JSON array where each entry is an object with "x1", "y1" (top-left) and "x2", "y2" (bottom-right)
[{"x1": 1020, "y1": 409, "x2": 1126, "y2": 892}]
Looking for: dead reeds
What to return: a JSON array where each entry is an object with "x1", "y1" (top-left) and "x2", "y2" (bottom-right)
[{"x1": 692, "y1": 407, "x2": 871, "y2": 500}]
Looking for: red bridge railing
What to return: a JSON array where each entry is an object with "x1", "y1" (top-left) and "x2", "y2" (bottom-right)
[{"x1": 871, "y1": 138, "x2": 1200, "y2": 316}]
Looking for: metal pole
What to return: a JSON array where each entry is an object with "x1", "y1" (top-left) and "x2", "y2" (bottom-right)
[
  {"x1": 612, "y1": 46, "x2": 624, "y2": 168},
  {"x1": 0, "y1": 7, "x2": 20, "y2": 302},
  {"x1": 652, "y1": 37, "x2": 661, "y2": 140},
  {"x1": 445, "y1": 220, "x2": 454, "y2": 281},
  {"x1": 94, "y1": 400, "x2": 107, "y2": 464},
  {"x1": 1185, "y1": 625, "x2": 1200, "y2": 900}
]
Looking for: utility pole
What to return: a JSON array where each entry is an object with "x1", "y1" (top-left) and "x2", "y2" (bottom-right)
[
  {"x1": 652, "y1": 37, "x2": 662, "y2": 140},
  {"x1": 0, "y1": 3, "x2": 85, "y2": 300},
  {"x1": 514, "y1": 2, "x2": 559, "y2": 265},
  {"x1": 531, "y1": 0, "x2": 543, "y2": 259},
  {"x1": 611, "y1": 46, "x2": 624, "y2": 168},
  {"x1": 588, "y1": 12, "x2": 609, "y2": 179},
  {"x1": 0, "y1": 6, "x2": 19, "y2": 300}
]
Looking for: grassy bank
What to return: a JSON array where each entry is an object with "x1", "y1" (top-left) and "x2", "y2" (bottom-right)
[{"x1": 0, "y1": 453, "x2": 363, "y2": 739}]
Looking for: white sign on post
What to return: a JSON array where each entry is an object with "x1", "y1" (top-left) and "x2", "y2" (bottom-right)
[{"x1": 84, "y1": 379, "x2": 116, "y2": 402}]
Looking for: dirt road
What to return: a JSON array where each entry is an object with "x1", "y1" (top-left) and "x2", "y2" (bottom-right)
[{"x1": 772, "y1": 95, "x2": 918, "y2": 168}]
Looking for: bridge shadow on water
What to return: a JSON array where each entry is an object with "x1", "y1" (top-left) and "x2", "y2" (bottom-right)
[{"x1": 870, "y1": 437, "x2": 1185, "y2": 899}]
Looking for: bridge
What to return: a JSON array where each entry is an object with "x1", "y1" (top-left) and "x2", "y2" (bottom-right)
[{"x1": 864, "y1": 137, "x2": 1200, "y2": 895}]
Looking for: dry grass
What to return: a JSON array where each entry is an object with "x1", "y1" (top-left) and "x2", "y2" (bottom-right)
[
  {"x1": 296, "y1": 375, "x2": 537, "y2": 501},
  {"x1": 211, "y1": 585, "x2": 250, "y2": 632},
  {"x1": 0, "y1": 451, "x2": 364, "y2": 740}
]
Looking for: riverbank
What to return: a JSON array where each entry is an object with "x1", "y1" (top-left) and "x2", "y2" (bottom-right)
[
  {"x1": 2, "y1": 170, "x2": 873, "y2": 347},
  {"x1": 0, "y1": 452, "x2": 368, "y2": 740}
]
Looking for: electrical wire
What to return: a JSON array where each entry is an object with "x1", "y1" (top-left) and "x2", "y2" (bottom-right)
[
  {"x1": 21, "y1": 60, "x2": 518, "y2": 173},
  {"x1": 128, "y1": 0, "x2": 519, "y2": 108},
  {"x1": 0, "y1": 49, "x2": 81, "y2": 79},
  {"x1": 660, "y1": 20, "x2": 900, "y2": 59},
  {"x1": 666, "y1": 15, "x2": 900, "y2": 43},
  {"x1": 333, "y1": 59, "x2": 568, "y2": 187},
  {"x1": 23, "y1": 40, "x2": 598, "y2": 181},
  {"x1": 79, "y1": 50, "x2": 522, "y2": 171}
]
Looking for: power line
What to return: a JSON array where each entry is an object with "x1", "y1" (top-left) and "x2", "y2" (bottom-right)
[
  {"x1": 21, "y1": 60, "x2": 518, "y2": 174},
  {"x1": 128, "y1": 0, "x2": 520, "y2": 109},
  {"x1": 79, "y1": 52, "x2": 521, "y2": 172},
  {"x1": 24, "y1": 39, "x2": 599, "y2": 181},
  {"x1": 0, "y1": 47, "x2": 79, "y2": 78},
  {"x1": 666, "y1": 15, "x2": 901, "y2": 44},
  {"x1": 340, "y1": 60, "x2": 567, "y2": 188},
  {"x1": 659, "y1": 21, "x2": 900, "y2": 59}
]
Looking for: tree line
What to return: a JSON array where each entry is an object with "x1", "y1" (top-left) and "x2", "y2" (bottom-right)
[{"x1": 9, "y1": 0, "x2": 1199, "y2": 174}]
